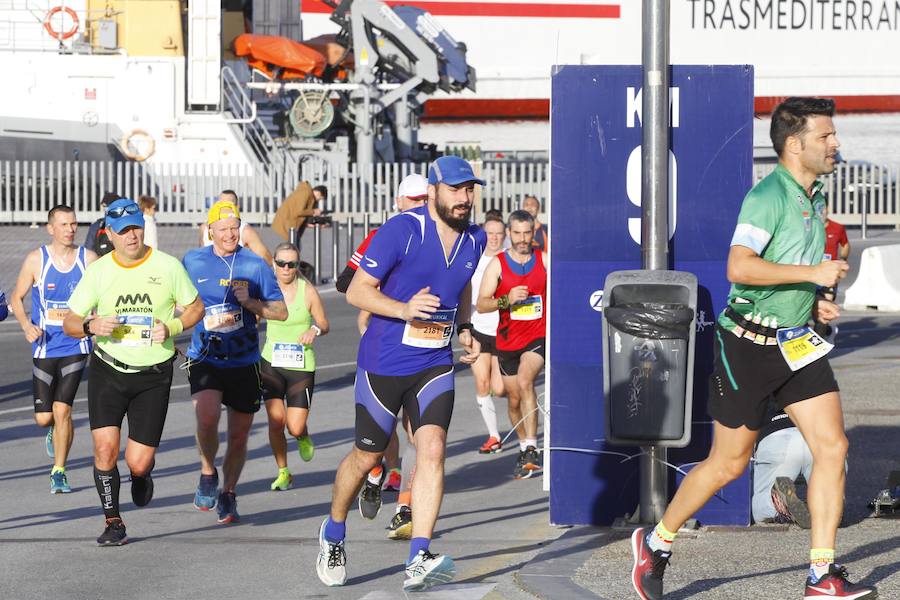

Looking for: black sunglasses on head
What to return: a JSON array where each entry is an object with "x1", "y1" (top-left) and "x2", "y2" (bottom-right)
[
  {"x1": 106, "y1": 204, "x2": 140, "y2": 218},
  {"x1": 274, "y1": 259, "x2": 299, "y2": 269}
]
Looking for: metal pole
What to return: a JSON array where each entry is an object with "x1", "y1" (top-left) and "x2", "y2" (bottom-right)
[
  {"x1": 640, "y1": 0, "x2": 670, "y2": 526},
  {"x1": 861, "y1": 191, "x2": 869, "y2": 240},
  {"x1": 346, "y1": 216, "x2": 355, "y2": 265},
  {"x1": 364, "y1": 212, "x2": 371, "y2": 237},
  {"x1": 314, "y1": 223, "x2": 322, "y2": 284},
  {"x1": 288, "y1": 227, "x2": 297, "y2": 246},
  {"x1": 332, "y1": 222, "x2": 339, "y2": 283}
]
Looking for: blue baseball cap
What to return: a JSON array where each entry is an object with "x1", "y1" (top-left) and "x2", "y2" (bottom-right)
[
  {"x1": 427, "y1": 156, "x2": 486, "y2": 186},
  {"x1": 105, "y1": 198, "x2": 145, "y2": 233}
]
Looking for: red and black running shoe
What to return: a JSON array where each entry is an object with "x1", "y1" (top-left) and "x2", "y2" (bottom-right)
[
  {"x1": 805, "y1": 564, "x2": 877, "y2": 599},
  {"x1": 631, "y1": 527, "x2": 670, "y2": 600}
]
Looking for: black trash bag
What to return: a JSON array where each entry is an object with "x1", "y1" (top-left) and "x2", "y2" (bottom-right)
[{"x1": 605, "y1": 303, "x2": 695, "y2": 339}]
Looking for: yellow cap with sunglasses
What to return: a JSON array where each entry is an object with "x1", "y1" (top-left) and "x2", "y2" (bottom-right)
[{"x1": 207, "y1": 200, "x2": 241, "y2": 240}]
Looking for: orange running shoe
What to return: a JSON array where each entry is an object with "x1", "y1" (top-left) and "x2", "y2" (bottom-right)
[{"x1": 478, "y1": 436, "x2": 502, "y2": 454}]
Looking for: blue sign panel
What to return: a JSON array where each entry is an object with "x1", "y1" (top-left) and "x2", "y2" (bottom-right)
[{"x1": 549, "y1": 65, "x2": 754, "y2": 526}]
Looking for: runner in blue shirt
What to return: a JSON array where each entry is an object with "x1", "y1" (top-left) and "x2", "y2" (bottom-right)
[
  {"x1": 316, "y1": 156, "x2": 486, "y2": 593},
  {"x1": 183, "y1": 200, "x2": 286, "y2": 524}
]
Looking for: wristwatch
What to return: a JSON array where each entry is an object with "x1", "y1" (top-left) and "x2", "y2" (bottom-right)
[
  {"x1": 457, "y1": 323, "x2": 474, "y2": 336},
  {"x1": 497, "y1": 295, "x2": 510, "y2": 310},
  {"x1": 311, "y1": 324, "x2": 322, "y2": 337},
  {"x1": 82, "y1": 319, "x2": 93, "y2": 337}
]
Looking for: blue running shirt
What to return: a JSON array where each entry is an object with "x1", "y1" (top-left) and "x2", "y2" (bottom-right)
[
  {"x1": 357, "y1": 205, "x2": 486, "y2": 375},
  {"x1": 31, "y1": 246, "x2": 92, "y2": 358},
  {"x1": 183, "y1": 245, "x2": 283, "y2": 368}
]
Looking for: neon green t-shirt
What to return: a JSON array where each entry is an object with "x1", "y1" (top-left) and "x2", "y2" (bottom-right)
[
  {"x1": 719, "y1": 164, "x2": 826, "y2": 330},
  {"x1": 68, "y1": 248, "x2": 199, "y2": 372},
  {"x1": 261, "y1": 279, "x2": 316, "y2": 372}
]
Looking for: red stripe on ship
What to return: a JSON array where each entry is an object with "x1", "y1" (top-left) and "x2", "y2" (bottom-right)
[
  {"x1": 301, "y1": 0, "x2": 620, "y2": 18},
  {"x1": 423, "y1": 95, "x2": 900, "y2": 120}
]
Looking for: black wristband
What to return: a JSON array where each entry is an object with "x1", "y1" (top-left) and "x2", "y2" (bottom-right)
[
  {"x1": 82, "y1": 319, "x2": 92, "y2": 337},
  {"x1": 457, "y1": 323, "x2": 474, "y2": 336}
]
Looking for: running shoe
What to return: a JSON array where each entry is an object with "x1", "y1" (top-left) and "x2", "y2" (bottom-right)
[
  {"x1": 771, "y1": 477, "x2": 811, "y2": 529},
  {"x1": 193, "y1": 472, "x2": 218, "y2": 511},
  {"x1": 271, "y1": 470, "x2": 293, "y2": 491},
  {"x1": 316, "y1": 519, "x2": 347, "y2": 586},
  {"x1": 298, "y1": 434, "x2": 315, "y2": 462},
  {"x1": 359, "y1": 468, "x2": 385, "y2": 520},
  {"x1": 478, "y1": 436, "x2": 502, "y2": 454},
  {"x1": 49, "y1": 470, "x2": 71, "y2": 494},
  {"x1": 97, "y1": 518, "x2": 128, "y2": 546},
  {"x1": 804, "y1": 564, "x2": 877, "y2": 599},
  {"x1": 404, "y1": 550, "x2": 456, "y2": 592},
  {"x1": 131, "y1": 472, "x2": 154, "y2": 507},
  {"x1": 513, "y1": 450, "x2": 533, "y2": 480},
  {"x1": 45, "y1": 426, "x2": 54, "y2": 458},
  {"x1": 383, "y1": 468, "x2": 402, "y2": 492},
  {"x1": 387, "y1": 505, "x2": 413, "y2": 541},
  {"x1": 216, "y1": 490, "x2": 240, "y2": 524},
  {"x1": 522, "y1": 445, "x2": 543, "y2": 473},
  {"x1": 631, "y1": 527, "x2": 670, "y2": 600}
]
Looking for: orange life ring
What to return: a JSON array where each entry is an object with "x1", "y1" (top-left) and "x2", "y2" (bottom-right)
[
  {"x1": 43, "y1": 6, "x2": 80, "y2": 41},
  {"x1": 121, "y1": 129, "x2": 156, "y2": 162}
]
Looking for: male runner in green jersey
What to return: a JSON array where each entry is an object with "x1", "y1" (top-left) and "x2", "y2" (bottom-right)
[
  {"x1": 63, "y1": 198, "x2": 204, "y2": 546},
  {"x1": 630, "y1": 98, "x2": 876, "y2": 599}
]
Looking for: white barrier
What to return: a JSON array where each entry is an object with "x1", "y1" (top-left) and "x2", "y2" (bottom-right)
[{"x1": 843, "y1": 244, "x2": 900, "y2": 311}]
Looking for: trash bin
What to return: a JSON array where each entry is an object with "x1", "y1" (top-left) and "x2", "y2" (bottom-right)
[{"x1": 601, "y1": 270, "x2": 698, "y2": 447}]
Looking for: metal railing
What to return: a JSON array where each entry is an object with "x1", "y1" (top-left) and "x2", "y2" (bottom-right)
[{"x1": 2, "y1": 159, "x2": 897, "y2": 228}]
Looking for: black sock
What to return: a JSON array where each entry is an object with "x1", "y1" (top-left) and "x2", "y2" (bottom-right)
[{"x1": 94, "y1": 466, "x2": 121, "y2": 520}]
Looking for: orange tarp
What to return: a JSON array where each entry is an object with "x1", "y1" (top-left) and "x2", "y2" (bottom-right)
[{"x1": 233, "y1": 34, "x2": 326, "y2": 80}]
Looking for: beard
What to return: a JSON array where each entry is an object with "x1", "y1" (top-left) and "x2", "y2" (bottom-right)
[{"x1": 435, "y1": 198, "x2": 472, "y2": 232}]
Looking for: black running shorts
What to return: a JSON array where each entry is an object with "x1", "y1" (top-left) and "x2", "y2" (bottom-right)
[
  {"x1": 498, "y1": 337, "x2": 546, "y2": 377},
  {"x1": 32, "y1": 354, "x2": 88, "y2": 413},
  {"x1": 259, "y1": 358, "x2": 315, "y2": 409},
  {"x1": 354, "y1": 365, "x2": 454, "y2": 453},
  {"x1": 88, "y1": 354, "x2": 174, "y2": 447},
  {"x1": 472, "y1": 329, "x2": 497, "y2": 355},
  {"x1": 707, "y1": 326, "x2": 839, "y2": 431},
  {"x1": 188, "y1": 361, "x2": 262, "y2": 414}
]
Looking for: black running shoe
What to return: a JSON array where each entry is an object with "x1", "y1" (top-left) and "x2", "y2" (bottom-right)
[
  {"x1": 522, "y1": 446, "x2": 543, "y2": 473},
  {"x1": 387, "y1": 505, "x2": 413, "y2": 540},
  {"x1": 131, "y1": 467, "x2": 154, "y2": 508},
  {"x1": 97, "y1": 518, "x2": 128, "y2": 547},
  {"x1": 771, "y1": 477, "x2": 811, "y2": 529},
  {"x1": 804, "y1": 564, "x2": 877, "y2": 599},
  {"x1": 513, "y1": 450, "x2": 532, "y2": 479},
  {"x1": 359, "y1": 469, "x2": 385, "y2": 520},
  {"x1": 631, "y1": 527, "x2": 670, "y2": 600}
]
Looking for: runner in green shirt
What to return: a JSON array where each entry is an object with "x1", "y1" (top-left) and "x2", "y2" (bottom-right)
[
  {"x1": 630, "y1": 98, "x2": 876, "y2": 600},
  {"x1": 260, "y1": 242, "x2": 330, "y2": 491},
  {"x1": 63, "y1": 198, "x2": 204, "y2": 547}
]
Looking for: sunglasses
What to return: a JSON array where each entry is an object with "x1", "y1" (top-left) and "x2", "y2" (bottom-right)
[
  {"x1": 106, "y1": 204, "x2": 140, "y2": 218},
  {"x1": 274, "y1": 259, "x2": 299, "y2": 269}
]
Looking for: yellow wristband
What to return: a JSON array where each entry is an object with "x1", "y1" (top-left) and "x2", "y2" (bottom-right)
[{"x1": 165, "y1": 318, "x2": 184, "y2": 338}]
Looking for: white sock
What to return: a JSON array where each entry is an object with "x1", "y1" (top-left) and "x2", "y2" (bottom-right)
[
  {"x1": 519, "y1": 440, "x2": 528, "y2": 452},
  {"x1": 476, "y1": 395, "x2": 500, "y2": 439},
  {"x1": 525, "y1": 438, "x2": 538, "y2": 449}
]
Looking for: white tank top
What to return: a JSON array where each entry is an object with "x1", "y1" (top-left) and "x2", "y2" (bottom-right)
[
  {"x1": 470, "y1": 252, "x2": 499, "y2": 336},
  {"x1": 203, "y1": 221, "x2": 247, "y2": 247}
]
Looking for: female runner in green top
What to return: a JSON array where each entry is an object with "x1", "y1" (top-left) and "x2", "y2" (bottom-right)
[{"x1": 260, "y1": 242, "x2": 329, "y2": 491}]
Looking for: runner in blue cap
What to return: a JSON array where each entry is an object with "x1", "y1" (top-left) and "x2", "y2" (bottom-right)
[{"x1": 316, "y1": 155, "x2": 486, "y2": 592}]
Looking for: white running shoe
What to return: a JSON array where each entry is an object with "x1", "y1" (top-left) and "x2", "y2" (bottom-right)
[
  {"x1": 403, "y1": 550, "x2": 456, "y2": 592},
  {"x1": 316, "y1": 519, "x2": 347, "y2": 587}
]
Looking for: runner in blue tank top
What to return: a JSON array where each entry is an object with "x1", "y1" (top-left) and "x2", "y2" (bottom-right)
[
  {"x1": 9, "y1": 204, "x2": 97, "y2": 494},
  {"x1": 316, "y1": 156, "x2": 486, "y2": 593},
  {"x1": 182, "y1": 200, "x2": 286, "y2": 524}
]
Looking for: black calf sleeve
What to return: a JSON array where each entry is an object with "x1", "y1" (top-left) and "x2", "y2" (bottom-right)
[{"x1": 94, "y1": 466, "x2": 121, "y2": 519}]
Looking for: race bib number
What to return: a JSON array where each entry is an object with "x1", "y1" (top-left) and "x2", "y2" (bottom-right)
[
  {"x1": 111, "y1": 315, "x2": 153, "y2": 347},
  {"x1": 776, "y1": 325, "x2": 833, "y2": 372},
  {"x1": 402, "y1": 308, "x2": 457, "y2": 349},
  {"x1": 510, "y1": 295, "x2": 543, "y2": 321},
  {"x1": 203, "y1": 303, "x2": 243, "y2": 333},
  {"x1": 45, "y1": 300, "x2": 70, "y2": 326},
  {"x1": 272, "y1": 343, "x2": 305, "y2": 369}
]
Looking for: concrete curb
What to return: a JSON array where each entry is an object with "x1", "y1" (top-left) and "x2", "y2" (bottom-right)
[{"x1": 516, "y1": 526, "x2": 613, "y2": 599}]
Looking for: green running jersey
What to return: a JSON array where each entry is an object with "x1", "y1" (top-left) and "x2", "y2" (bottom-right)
[
  {"x1": 719, "y1": 164, "x2": 826, "y2": 330},
  {"x1": 68, "y1": 248, "x2": 199, "y2": 372},
  {"x1": 261, "y1": 279, "x2": 316, "y2": 372}
]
